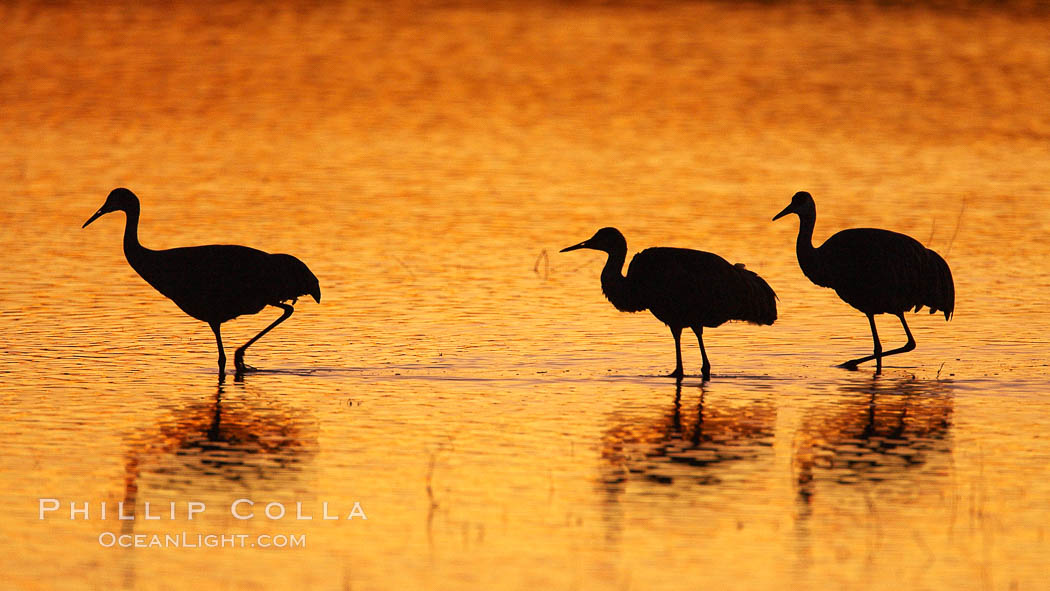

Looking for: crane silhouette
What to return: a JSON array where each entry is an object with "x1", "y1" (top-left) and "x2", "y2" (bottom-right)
[
  {"x1": 561, "y1": 227, "x2": 777, "y2": 380},
  {"x1": 83, "y1": 188, "x2": 321, "y2": 381},
  {"x1": 773, "y1": 191, "x2": 954, "y2": 373}
]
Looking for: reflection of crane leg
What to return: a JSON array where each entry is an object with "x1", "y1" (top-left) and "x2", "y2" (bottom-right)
[
  {"x1": 693, "y1": 326, "x2": 711, "y2": 380},
  {"x1": 841, "y1": 313, "x2": 917, "y2": 372},
  {"x1": 667, "y1": 326, "x2": 684, "y2": 380},
  {"x1": 210, "y1": 322, "x2": 226, "y2": 380},
  {"x1": 235, "y1": 304, "x2": 294, "y2": 375}
]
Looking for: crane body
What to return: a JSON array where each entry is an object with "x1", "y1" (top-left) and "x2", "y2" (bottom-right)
[
  {"x1": 83, "y1": 188, "x2": 320, "y2": 380},
  {"x1": 774, "y1": 191, "x2": 954, "y2": 372},
  {"x1": 561, "y1": 227, "x2": 776, "y2": 380}
]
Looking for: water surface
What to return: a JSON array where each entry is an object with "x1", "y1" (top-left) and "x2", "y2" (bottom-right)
[{"x1": 2, "y1": 1, "x2": 1049, "y2": 589}]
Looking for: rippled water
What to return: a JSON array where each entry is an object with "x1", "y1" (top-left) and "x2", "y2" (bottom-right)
[{"x1": 3, "y1": 1, "x2": 1050, "y2": 589}]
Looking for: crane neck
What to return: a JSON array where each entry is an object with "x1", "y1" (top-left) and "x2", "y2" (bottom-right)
[
  {"x1": 793, "y1": 204, "x2": 820, "y2": 278},
  {"x1": 120, "y1": 202, "x2": 147, "y2": 262},
  {"x1": 599, "y1": 247, "x2": 638, "y2": 312}
]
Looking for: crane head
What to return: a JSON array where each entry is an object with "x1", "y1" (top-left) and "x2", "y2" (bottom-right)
[
  {"x1": 83, "y1": 188, "x2": 139, "y2": 228},
  {"x1": 560, "y1": 227, "x2": 627, "y2": 254},
  {"x1": 773, "y1": 191, "x2": 814, "y2": 221}
]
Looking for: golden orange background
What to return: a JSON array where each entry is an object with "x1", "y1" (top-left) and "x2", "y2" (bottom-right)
[{"x1": 2, "y1": 1, "x2": 1049, "y2": 589}]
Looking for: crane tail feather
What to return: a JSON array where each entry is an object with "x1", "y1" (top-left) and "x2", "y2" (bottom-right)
[
  {"x1": 268, "y1": 253, "x2": 321, "y2": 305},
  {"x1": 924, "y1": 248, "x2": 955, "y2": 321},
  {"x1": 734, "y1": 266, "x2": 778, "y2": 326}
]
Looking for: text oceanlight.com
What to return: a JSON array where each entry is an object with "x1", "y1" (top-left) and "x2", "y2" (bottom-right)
[{"x1": 98, "y1": 532, "x2": 306, "y2": 549}]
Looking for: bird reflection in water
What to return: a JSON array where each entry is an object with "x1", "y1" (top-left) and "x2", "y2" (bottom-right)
[
  {"x1": 601, "y1": 381, "x2": 776, "y2": 490},
  {"x1": 793, "y1": 376, "x2": 953, "y2": 505},
  {"x1": 115, "y1": 383, "x2": 317, "y2": 587},
  {"x1": 121, "y1": 383, "x2": 318, "y2": 499}
]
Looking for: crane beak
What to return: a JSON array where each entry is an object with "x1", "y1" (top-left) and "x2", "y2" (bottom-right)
[
  {"x1": 560, "y1": 240, "x2": 590, "y2": 253},
  {"x1": 772, "y1": 204, "x2": 793, "y2": 221},
  {"x1": 82, "y1": 208, "x2": 105, "y2": 228}
]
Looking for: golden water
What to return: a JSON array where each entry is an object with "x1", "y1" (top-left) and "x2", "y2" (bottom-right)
[{"x1": 2, "y1": 1, "x2": 1050, "y2": 589}]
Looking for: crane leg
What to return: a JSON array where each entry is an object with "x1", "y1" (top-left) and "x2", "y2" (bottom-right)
[
  {"x1": 840, "y1": 314, "x2": 883, "y2": 372},
  {"x1": 234, "y1": 303, "x2": 294, "y2": 376},
  {"x1": 666, "y1": 326, "x2": 684, "y2": 380},
  {"x1": 692, "y1": 326, "x2": 711, "y2": 380},
  {"x1": 877, "y1": 313, "x2": 917, "y2": 358},
  {"x1": 895, "y1": 313, "x2": 917, "y2": 353},
  {"x1": 210, "y1": 322, "x2": 226, "y2": 382},
  {"x1": 841, "y1": 313, "x2": 918, "y2": 372}
]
